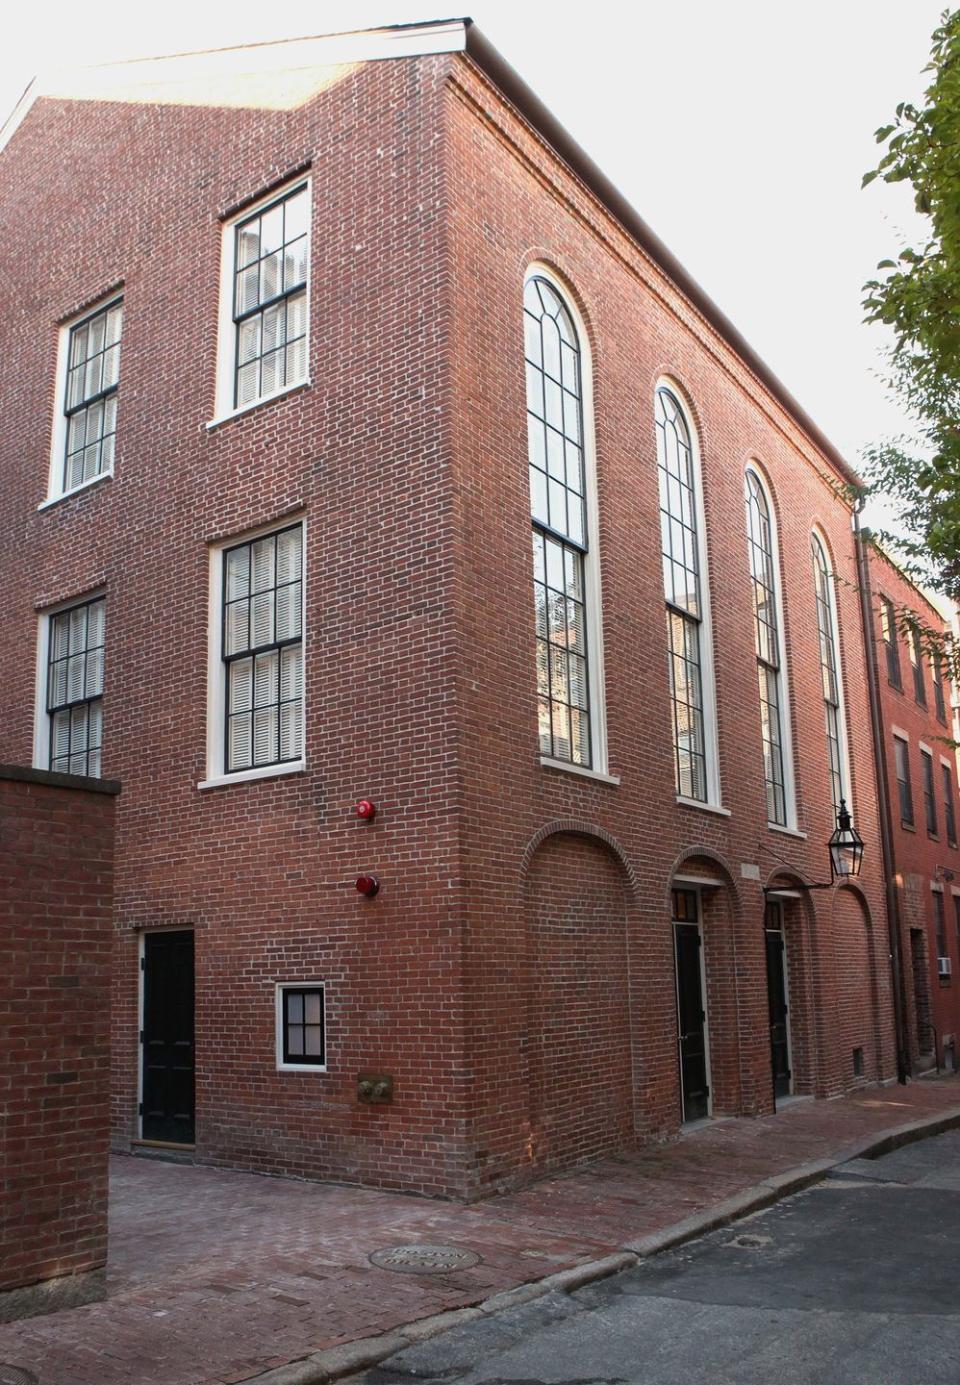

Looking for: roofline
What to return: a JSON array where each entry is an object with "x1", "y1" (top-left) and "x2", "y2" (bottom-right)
[
  {"x1": 1, "y1": 15, "x2": 862, "y2": 489},
  {"x1": 462, "y1": 22, "x2": 862, "y2": 492}
]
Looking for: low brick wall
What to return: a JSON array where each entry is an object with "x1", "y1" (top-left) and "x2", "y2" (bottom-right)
[{"x1": 0, "y1": 765, "x2": 119, "y2": 1321}]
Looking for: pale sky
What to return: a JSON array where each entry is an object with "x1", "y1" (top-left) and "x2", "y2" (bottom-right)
[{"x1": 1, "y1": 0, "x2": 944, "y2": 475}]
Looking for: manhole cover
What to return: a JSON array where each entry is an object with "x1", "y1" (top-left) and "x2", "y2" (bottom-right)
[
  {"x1": 0, "y1": 1365, "x2": 39, "y2": 1385},
  {"x1": 369, "y1": 1244, "x2": 481, "y2": 1274},
  {"x1": 725, "y1": 1234, "x2": 772, "y2": 1250}
]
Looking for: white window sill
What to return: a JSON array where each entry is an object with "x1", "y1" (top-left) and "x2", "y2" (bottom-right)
[
  {"x1": 539, "y1": 756, "x2": 620, "y2": 786},
  {"x1": 677, "y1": 795, "x2": 731, "y2": 817},
  {"x1": 39, "y1": 470, "x2": 113, "y2": 510},
  {"x1": 206, "y1": 379, "x2": 311, "y2": 431},
  {"x1": 277, "y1": 1063, "x2": 327, "y2": 1074},
  {"x1": 768, "y1": 823, "x2": 807, "y2": 840},
  {"x1": 198, "y1": 760, "x2": 305, "y2": 791}
]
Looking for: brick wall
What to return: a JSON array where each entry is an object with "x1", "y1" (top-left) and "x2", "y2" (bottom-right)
[{"x1": 0, "y1": 765, "x2": 118, "y2": 1318}]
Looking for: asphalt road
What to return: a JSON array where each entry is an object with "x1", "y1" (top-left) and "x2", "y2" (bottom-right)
[{"x1": 363, "y1": 1128, "x2": 960, "y2": 1385}]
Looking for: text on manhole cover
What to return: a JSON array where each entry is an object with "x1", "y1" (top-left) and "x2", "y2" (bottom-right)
[{"x1": 369, "y1": 1244, "x2": 481, "y2": 1274}]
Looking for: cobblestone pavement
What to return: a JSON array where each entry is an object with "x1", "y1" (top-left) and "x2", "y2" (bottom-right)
[{"x1": 1, "y1": 1080, "x2": 958, "y2": 1385}]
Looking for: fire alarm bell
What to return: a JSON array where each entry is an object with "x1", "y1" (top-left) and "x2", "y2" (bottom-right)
[
  {"x1": 355, "y1": 799, "x2": 377, "y2": 821},
  {"x1": 355, "y1": 874, "x2": 380, "y2": 897}
]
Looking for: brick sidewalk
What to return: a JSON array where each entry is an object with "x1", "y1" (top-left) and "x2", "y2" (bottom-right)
[{"x1": 2, "y1": 1079, "x2": 959, "y2": 1385}]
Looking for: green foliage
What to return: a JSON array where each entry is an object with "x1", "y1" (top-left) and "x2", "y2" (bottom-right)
[{"x1": 862, "y1": 8, "x2": 960, "y2": 604}]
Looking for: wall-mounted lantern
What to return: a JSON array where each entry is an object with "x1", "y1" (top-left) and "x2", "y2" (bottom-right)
[{"x1": 764, "y1": 798, "x2": 864, "y2": 894}]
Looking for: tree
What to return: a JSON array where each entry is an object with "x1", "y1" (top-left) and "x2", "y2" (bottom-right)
[{"x1": 862, "y1": 8, "x2": 960, "y2": 608}]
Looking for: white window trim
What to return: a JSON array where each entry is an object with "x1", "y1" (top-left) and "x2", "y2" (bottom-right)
[
  {"x1": 745, "y1": 464, "x2": 798, "y2": 831},
  {"x1": 275, "y1": 981, "x2": 327, "y2": 1073},
  {"x1": 813, "y1": 526, "x2": 854, "y2": 818},
  {"x1": 539, "y1": 756, "x2": 620, "y2": 785},
  {"x1": 658, "y1": 376, "x2": 722, "y2": 809},
  {"x1": 46, "y1": 292, "x2": 122, "y2": 503},
  {"x1": 210, "y1": 175, "x2": 312, "y2": 428},
  {"x1": 33, "y1": 588, "x2": 106, "y2": 771},
  {"x1": 526, "y1": 263, "x2": 610, "y2": 776},
  {"x1": 200, "y1": 513, "x2": 306, "y2": 788}
]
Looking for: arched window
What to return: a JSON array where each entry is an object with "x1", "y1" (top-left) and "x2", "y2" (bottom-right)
[
  {"x1": 811, "y1": 533, "x2": 848, "y2": 813},
  {"x1": 656, "y1": 387, "x2": 715, "y2": 802},
  {"x1": 745, "y1": 470, "x2": 790, "y2": 825},
  {"x1": 524, "y1": 272, "x2": 596, "y2": 768}
]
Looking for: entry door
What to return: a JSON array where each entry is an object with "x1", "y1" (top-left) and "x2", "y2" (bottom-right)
[
  {"x1": 673, "y1": 889, "x2": 710, "y2": 1122},
  {"x1": 141, "y1": 930, "x2": 195, "y2": 1143},
  {"x1": 764, "y1": 902, "x2": 792, "y2": 1101}
]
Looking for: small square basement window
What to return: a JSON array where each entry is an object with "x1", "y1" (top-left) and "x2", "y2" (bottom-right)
[{"x1": 276, "y1": 983, "x2": 326, "y2": 1071}]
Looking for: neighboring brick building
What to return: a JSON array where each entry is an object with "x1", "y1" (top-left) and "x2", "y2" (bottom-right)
[
  {"x1": 0, "y1": 765, "x2": 118, "y2": 1320},
  {"x1": 0, "y1": 21, "x2": 900, "y2": 1200},
  {"x1": 867, "y1": 548, "x2": 960, "y2": 1073}
]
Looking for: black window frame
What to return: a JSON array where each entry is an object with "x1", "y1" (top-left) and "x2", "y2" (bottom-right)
[
  {"x1": 745, "y1": 469, "x2": 787, "y2": 826},
  {"x1": 221, "y1": 522, "x2": 303, "y2": 775},
  {"x1": 907, "y1": 622, "x2": 926, "y2": 707},
  {"x1": 879, "y1": 596, "x2": 902, "y2": 690},
  {"x1": 279, "y1": 984, "x2": 326, "y2": 1067},
  {"x1": 61, "y1": 297, "x2": 123, "y2": 494},
  {"x1": 46, "y1": 594, "x2": 105, "y2": 778},
  {"x1": 658, "y1": 387, "x2": 709, "y2": 803},
  {"x1": 933, "y1": 654, "x2": 947, "y2": 725},
  {"x1": 934, "y1": 890, "x2": 948, "y2": 962},
  {"x1": 943, "y1": 762, "x2": 957, "y2": 847},
  {"x1": 894, "y1": 735, "x2": 914, "y2": 827},
  {"x1": 921, "y1": 747, "x2": 938, "y2": 837},
  {"x1": 812, "y1": 535, "x2": 845, "y2": 814},
  {"x1": 524, "y1": 273, "x2": 593, "y2": 770},
  {"x1": 232, "y1": 183, "x2": 309, "y2": 410}
]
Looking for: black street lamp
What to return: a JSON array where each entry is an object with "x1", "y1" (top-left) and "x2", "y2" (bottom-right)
[
  {"x1": 764, "y1": 799, "x2": 864, "y2": 894},
  {"x1": 828, "y1": 799, "x2": 864, "y2": 881}
]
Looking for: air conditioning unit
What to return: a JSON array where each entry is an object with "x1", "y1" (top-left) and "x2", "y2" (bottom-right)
[{"x1": 938, "y1": 956, "x2": 952, "y2": 977}]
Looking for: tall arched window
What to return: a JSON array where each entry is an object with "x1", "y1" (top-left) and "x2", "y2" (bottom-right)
[
  {"x1": 811, "y1": 533, "x2": 848, "y2": 813},
  {"x1": 524, "y1": 272, "x2": 594, "y2": 768},
  {"x1": 656, "y1": 387, "x2": 714, "y2": 802},
  {"x1": 745, "y1": 470, "x2": 790, "y2": 825}
]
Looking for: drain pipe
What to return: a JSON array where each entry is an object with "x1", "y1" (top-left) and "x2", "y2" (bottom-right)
[{"x1": 853, "y1": 500, "x2": 910, "y2": 1083}]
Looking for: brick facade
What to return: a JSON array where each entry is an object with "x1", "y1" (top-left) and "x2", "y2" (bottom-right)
[
  {"x1": 0, "y1": 766, "x2": 118, "y2": 1319},
  {"x1": 0, "y1": 25, "x2": 900, "y2": 1201},
  {"x1": 868, "y1": 549, "x2": 960, "y2": 1073}
]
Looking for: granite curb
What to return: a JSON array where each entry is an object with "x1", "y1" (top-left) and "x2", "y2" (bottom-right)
[{"x1": 240, "y1": 1101, "x2": 960, "y2": 1384}]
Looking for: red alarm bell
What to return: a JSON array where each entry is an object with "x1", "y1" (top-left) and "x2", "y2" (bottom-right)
[
  {"x1": 355, "y1": 874, "x2": 380, "y2": 897},
  {"x1": 355, "y1": 799, "x2": 377, "y2": 822}
]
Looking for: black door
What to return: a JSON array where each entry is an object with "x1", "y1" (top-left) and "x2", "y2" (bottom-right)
[
  {"x1": 142, "y1": 930, "x2": 195, "y2": 1143},
  {"x1": 764, "y1": 905, "x2": 792, "y2": 1102},
  {"x1": 673, "y1": 890, "x2": 709, "y2": 1123}
]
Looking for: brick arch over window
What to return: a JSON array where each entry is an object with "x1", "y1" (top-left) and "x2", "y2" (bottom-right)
[
  {"x1": 521, "y1": 828, "x2": 635, "y2": 1175},
  {"x1": 520, "y1": 818, "x2": 638, "y2": 896}
]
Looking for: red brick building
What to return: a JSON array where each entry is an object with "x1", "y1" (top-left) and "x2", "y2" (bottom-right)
[
  {"x1": 866, "y1": 547, "x2": 960, "y2": 1073},
  {"x1": 0, "y1": 21, "x2": 902, "y2": 1199},
  {"x1": 0, "y1": 765, "x2": 118, "y2": 1320}
]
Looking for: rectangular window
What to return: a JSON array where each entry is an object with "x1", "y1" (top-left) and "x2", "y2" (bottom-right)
[
  {"x1": 922, "y1": 748, "x2": 938, "y2": 836},
  {"x1": 908, "y1": 622, "x2": 926, "y2": 706},
  {"x1": 943, "y1": 763, "x2": 957, "y2": 847},
  {"x1": 894, "y1": 736, "x2": 914, "y2": 827},
  {"x1": 935, "y1": 891, "x2": 948, "y2": 961},
  {"x1": 933, "y1": 654, "x2": 947, "y2": 724},
  {"x1": 221, "y1": 523, "x2": 303, "y2": 774},
  {"x1": 954, "y1": 894, "x2": 960, "y2": 952},
  {"x1": 214, "y1": 180, "x2": 310, "y2": 421},
  {"x1": 45, "y1": 595, "x2": 105, "y2": 776},
  {"x1": 51, "y1": 297, "x2": 123, "y2": 498},
  {"x1": 879, "y1": 596, "x2": 902, "y2": 689},
  {"x1": 277, "y1": 984, "x2": 325, "y2": 1068}
]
